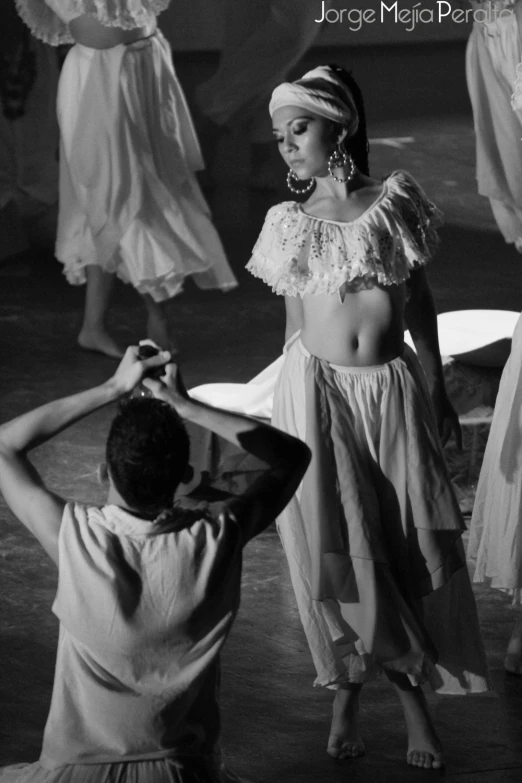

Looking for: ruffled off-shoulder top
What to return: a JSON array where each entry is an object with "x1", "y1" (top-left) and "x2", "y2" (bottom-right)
[
  {"x1": 15, "y1": 0, "x2": 171, "y2": 46},
  {"x1": 246, "y1": 170, "x2": 442, "y2": 298}
]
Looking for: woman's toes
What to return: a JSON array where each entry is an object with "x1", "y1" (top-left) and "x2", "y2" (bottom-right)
[
  {"x1": 407, "y1": 750, "x2": 443, "y2": 769},
  {"x1": 327, "y1": 739, "x2": 365, "y2": 760}
]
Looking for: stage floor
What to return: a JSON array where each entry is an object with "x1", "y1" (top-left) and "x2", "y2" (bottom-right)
[{"x1": 1, "y1": 113, "x2": 521, "y2": 781}]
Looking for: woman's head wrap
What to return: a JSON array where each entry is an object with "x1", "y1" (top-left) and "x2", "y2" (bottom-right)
[{"x1": 269, "y1": 65, "x2": 359, "y2": 138}]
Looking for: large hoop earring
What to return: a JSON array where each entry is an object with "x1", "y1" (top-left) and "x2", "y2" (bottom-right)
[
  {"x1": 328, "y1": 145, "x2": 355, "y2": 183},
  {"x1": 287, "y1": 169, "x2": 315, "y2": 194}
]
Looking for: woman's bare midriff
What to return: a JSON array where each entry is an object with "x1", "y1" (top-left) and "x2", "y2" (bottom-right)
[
  {"x1": 299, "y1": 284, "x2": 407, "y2": 367},
  {"x1": 69, "y1": 14, "x2": 155, "y2": 49}
]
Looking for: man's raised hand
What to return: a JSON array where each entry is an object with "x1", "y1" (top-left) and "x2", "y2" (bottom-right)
[
  {"x1": 142, "y1": 363, "x2": 190, "y2": 414},
  {"x1": 110, "y1": 346, "x2": 171, "y2": 396}
]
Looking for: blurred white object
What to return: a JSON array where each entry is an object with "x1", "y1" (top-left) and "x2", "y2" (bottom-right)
[
  {"x1": 405, "y1": 309, "x2": 520, "y2": 366},
  {"x1": 189, "y1": 355, "x2": 284, "y2": 419}
]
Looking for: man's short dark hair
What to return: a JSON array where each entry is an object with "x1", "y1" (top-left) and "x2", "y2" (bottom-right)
[{"x1": 106, "y1": 398, "x2": 190, "y2": 515}]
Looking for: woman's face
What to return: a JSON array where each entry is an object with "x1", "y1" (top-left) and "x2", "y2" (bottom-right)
[{"x1": 272, "y1": 106, "x2": 336, "y2": 180}]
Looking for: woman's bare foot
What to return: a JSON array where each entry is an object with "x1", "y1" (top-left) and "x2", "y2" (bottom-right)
[
  {"x1": 403, "y1": 690, "x2": 443, "y2": 769},
  {"x1": 78, "y1": 329, "x2": 123, "y2": 359},
  {"x1": 406, "y1": 724, "x2": 444, "y2": 769},
  {"x1": 386, "y1": 671, "x2": 443, "y2": 770},
  {"x1": 327, "y1": 685, "x2": 365, "y2": 761}
]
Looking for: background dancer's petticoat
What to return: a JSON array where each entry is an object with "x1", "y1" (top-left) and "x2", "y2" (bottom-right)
[
  {"x1": 57, "y1": 31, "x2": 237, "y2": 301},
  {"x1": 466, "y1": 2, "x2": 522, "y2": 250},
  {"x1": 468, "y1": 312, "x2": 522, "y2": 603}
]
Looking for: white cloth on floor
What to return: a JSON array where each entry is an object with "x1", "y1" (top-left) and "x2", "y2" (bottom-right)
[{"x1": 468, "y1": 312, "x2": 522, "y2": 605}]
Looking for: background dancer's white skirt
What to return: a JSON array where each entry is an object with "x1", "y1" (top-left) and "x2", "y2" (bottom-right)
[
  {"x1": 466, "y1": 15, "x2": 522, "y2": 250},
  {"x1": 468, "y1": 312, "x2": 522, "y2": 605},
  {"x1": 56, "y1": 32, "x2": 237, "y2": 301}
]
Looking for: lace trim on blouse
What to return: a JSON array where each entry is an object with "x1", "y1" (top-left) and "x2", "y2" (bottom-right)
[
  {"x1": 246, "y1": 170, "x2": 442, "y2": 298},
  {"x1": 15, "y1": 0, "x2": 171, "y2": 46}
]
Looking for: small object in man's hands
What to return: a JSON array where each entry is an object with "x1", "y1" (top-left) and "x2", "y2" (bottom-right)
[
  {"x1": 137, "y1": 340, "x2": 166, "y2": 380},
  {"x1": 131, "y1": 340, "x2": 168, "y2": 399}
]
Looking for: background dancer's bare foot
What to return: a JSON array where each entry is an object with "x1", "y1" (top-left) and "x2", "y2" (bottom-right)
[
  {"x1": 78, "y1": 329, "x2": 124, "y2": 359},
  {"x1": 403, "y1": 690, "x2": 443, "y2": 769},
  {"x1": 406, "y1": 724, "x2": 444, "y2": 769},
  {"x1": 386, "y1": 672, "x2": 443, "y2": 769},
  {"x1": 327, "y1": 685, "x2": 365, "y2": 760}
]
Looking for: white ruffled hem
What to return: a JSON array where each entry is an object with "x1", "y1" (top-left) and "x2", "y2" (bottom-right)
[
  {"x1": 245, "y1": 170, "x2": 442, "y2": 298},
  {"x1": 15, "y1": 0, "x2": 73, "y2": 46}
]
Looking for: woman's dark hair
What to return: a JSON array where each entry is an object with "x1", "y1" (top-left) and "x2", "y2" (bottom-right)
[
  {"x1": 106, "y1": 398, "x2": 190, "y2": 516},
  {"x1": 327, "y1": 64, "x2": 370, "y2": 176}
]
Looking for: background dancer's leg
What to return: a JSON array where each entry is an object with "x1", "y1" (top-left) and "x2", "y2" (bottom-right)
[
  {"x1": 385, "y1": 670, "x2": 443, "y2": 770},
  {"x1": 327, "y1": 683, "x2": 365, "y2": 761},
  {"x1": 78, "y1": 266, "x2": 123, "y2": 359},
  {"x1": 142, "y1": 294, "x2": 178, "y2": 356}
]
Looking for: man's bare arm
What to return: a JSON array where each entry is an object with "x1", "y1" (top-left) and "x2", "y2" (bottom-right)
[
  {"x1": 143, "y1": 366, "x2": 311, "y2": 541},
  {"x1": 0, "y1": 348, "x2": 171, "y2": 564}
]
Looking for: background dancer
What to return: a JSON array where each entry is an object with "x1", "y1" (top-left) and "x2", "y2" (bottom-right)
[
  {"x1": 465, "y1": 0, "x2": 522, "y2": 252},
  {"x1": 195, "y1": 0, "x2": 332, "y2": 188},
  {"x1": 15, "y1": 0, "x2": 238, "y2": 358},
  {"x1": 468, "y1": 311, "x2": 522, "y2": 675},
  {"x1": 247, "y1": 64, "x2": 491, "y2": 770},
  {"x1": 0, "y1": 347, "x2": 310, "y2": 782}
]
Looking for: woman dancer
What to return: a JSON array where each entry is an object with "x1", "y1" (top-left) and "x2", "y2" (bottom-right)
[
  {"x1": 465, "y1": 0, "x2": 522, "y2": 251},
  {"x1": 15, "y1": 0, "x2": 237, "y2": 357},
  {"x1": 246, "y1": 64, "x2": 491, "y2": 769},
  {"x1": 468, "y1": 312, "x2": 522, "y2": 674}
]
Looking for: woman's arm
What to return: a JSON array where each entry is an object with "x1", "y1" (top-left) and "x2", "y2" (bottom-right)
[
  {"x1": 284, "y1": 295, "x2": 304, "y2": 343},
  {"x1": 404, "y1": 267, "x2": 462, "y2": 447}
]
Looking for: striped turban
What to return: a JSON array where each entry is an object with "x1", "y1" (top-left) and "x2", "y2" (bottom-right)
[{"x1": 269, "y1": 65, "x2": 359, "y2": 137}]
